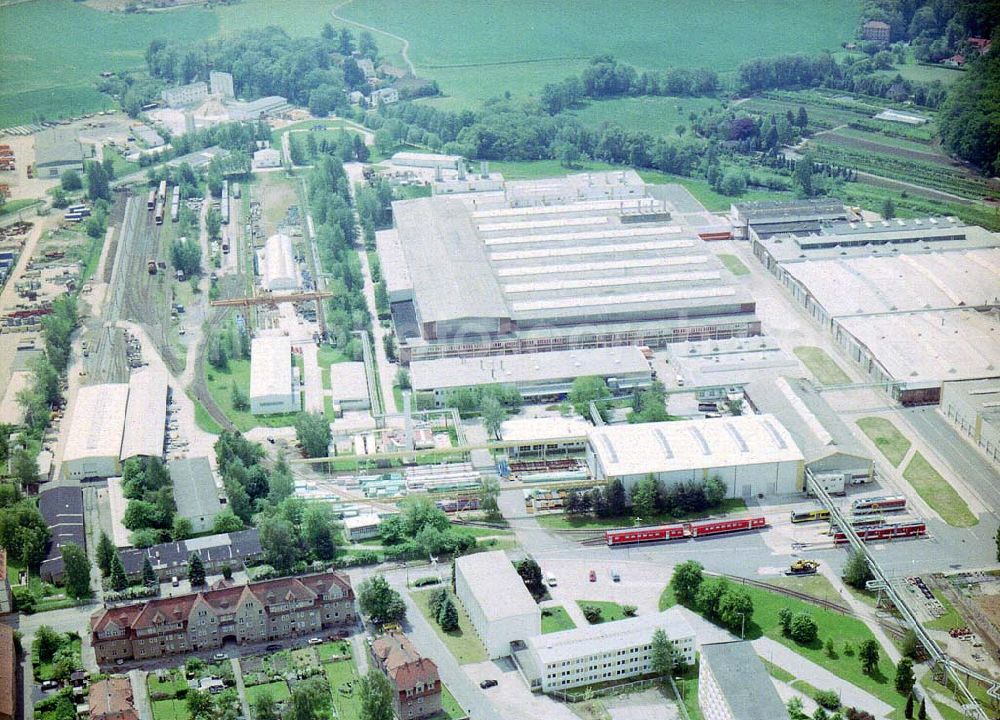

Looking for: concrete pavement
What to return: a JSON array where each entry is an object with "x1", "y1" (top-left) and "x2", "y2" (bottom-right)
[
  {"x1": 231, "y1": 657, "x2": 253, "y2": 720},
  {"x1": 128, "y1": 670, "x2": 153, "y2": 720}
]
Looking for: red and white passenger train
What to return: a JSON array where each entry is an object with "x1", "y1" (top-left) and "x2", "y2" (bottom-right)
[
  {"x1": 605, "y1": 517, "x2": 767, "y2": 547},
  {"x1": 832, "y1": 521, "x2": 926, "y2": 545}
]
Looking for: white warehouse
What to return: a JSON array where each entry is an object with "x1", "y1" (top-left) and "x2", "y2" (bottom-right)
[
  {"x1": 261, "y1": 233, "x2": 299, "y2": 292},
  {"x1": 61, "y1": 384, "x2": 130, "y2": 480},
  {"x1": 586, "y1": 414, "x2": 803, "y2": 498},
  {"x1": 522, "y1": 608, "x2": 696, "y2": 693},
  {"x1": 250, "y1": 336, "x2": 299, "y2": 415},
  {"x1": 120, "y1": 367, "x2": 168, "y2": 461},
  {"x1": 455, "y1": 550, "x2": 540, "y2": 659}
]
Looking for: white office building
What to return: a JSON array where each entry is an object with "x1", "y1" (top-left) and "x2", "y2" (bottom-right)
[
  {"x1": 455, "y1": 551, "x2": 540, "y2": 659},
  {"x1": 523, "y1": 608, "x2": 695, "y2": 693},
  {"x1": 329, "y1": 362, "x2": 370, "y2": 411},
  {"x1": 250, "y1": 336, "x2": 298, "y2": 415}
]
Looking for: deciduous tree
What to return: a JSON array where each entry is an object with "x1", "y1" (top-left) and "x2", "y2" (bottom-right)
[
  {"x1": 61, "y1": 542, "x2": 92, "y2": 599},
  {"x1": 359, "y1": 670, "x2": 394, "y2": 720},
  {"x1": 670, "y1": 560, "x2": 704, "y2": 606}
]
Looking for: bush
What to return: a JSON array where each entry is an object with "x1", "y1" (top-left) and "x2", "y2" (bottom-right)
[
  {"x1": 623, "y1": 605, "x2": 637, "y2": 617},
  {"x1": 814, "y1": 690, "x2": 840, "y2": 710},
  {"x1": 581, "y1": 604, "x2": 603, "y2": 624},
  {"x1": 413, "y1": 576, "x2": 440, "y2": 587},
  {"x1": 789, "y1": 613, "x2": 818, "y2": 644}
]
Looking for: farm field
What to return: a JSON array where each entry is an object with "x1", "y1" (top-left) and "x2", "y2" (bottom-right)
[
  {"x1": 564, "y1": 96, "x2": 720, "y2": 135},
  {"x1": 0, "y1": 0, "x2": 216, "y2": 126},
  {"x1": 338, "y1": 0, "x2": 860, "y2": 109}
]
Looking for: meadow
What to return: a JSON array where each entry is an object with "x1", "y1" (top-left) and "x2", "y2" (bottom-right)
[
  {"x1": 336, "y1": 0, "x2": 861, "y2": 109},
  {"x1": 565, "y1": 96, "x2": 720, "y2": 136}
]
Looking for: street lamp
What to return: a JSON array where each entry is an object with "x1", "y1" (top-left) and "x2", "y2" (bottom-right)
[{"x1": 738, "y1": 612, "x2": 746, "y2": 640}]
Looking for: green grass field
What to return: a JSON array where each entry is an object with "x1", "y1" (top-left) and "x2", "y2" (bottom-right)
[
  {"x1": 541, "y1": 605, "x2": 577, "y2": 634},
  {"x1": 324, "y1": 657, "x2": 363, "y2": 719},
  {"x1": 0, "y1": 0, "x2": 216, "y2": 126},
  {"x1": 761, "y1": 574, "x2": 849, "y2": 608},
  {"x1": 925, "y1": 589, "x2": 964, "y2": 631},
  {"x1": 577, "y1": 600, "x2": 628, "y2": 624},
  {"x1": 205, "y1": 358, "x2": 300, "y2": 431},
  {"x1": 903, "y1": 452, "x2": 977, "y2": 528},
  {"x1": 412, "y1": 588, "x2": 488, "y2": 664},
  {"x1": 566, "y1": 96, "x2": 720, "y2": 135},
  {"x1": 151, "y1": 699, "x2": 189, "y2": 720},
  {"x1": 717, "y1": 254, "x2": 750, "y2": 276},
  {"x1": 794, "y1": 346, "x2": 852, "y2": 385},
  {"x1": 339, "y1": 0, "x2": 859, "y2": 109},
  {"x1": 244, "y1": 680, "x2": 291, "y2": 704},
  {"x1": 439, "y1": 686, "x2": 466, "y2": 719},
  {"x1": 856, "y1": 417, "x2": 912, "y2": 467}
]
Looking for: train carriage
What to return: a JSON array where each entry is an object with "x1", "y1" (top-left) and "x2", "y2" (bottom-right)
[
  {"x1": 606, "y1": 517, "x2": 767, "y2": 546},
  {"x1": 852, "y1": 495, "x2": 907, "y2": 515},
  {"x1": 833, "y1": 521, "x2": 926, "y2": 545}
]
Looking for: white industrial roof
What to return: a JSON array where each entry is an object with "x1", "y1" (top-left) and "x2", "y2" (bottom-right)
[
  {"x1": 588, "y1": 414, "x2": 803, "y2": 478},
  {"x1": 837, "y1": 309, "x2": 1000, "y2": 387},
  {"x1": 250, "y1": 336, "x2": 293, "y2": 399},
  {"x1": 343, "y1": 514, "x2": 381, "y2": 530},
  {"x1": 329, "y1": 362, "x2": 369, "y2": 403},
  {"x1": 456, "y1": 550, "x2": 538, "y2": 622},
  {"x1": 500, "y1": 416, "x2": 591, "y2": 443},
  {"x1": 120, "y1": 367, "x2": 168, "y2": 461},
  {"x1": 391, "y1": 151, "x2": 462, "y2": 167},
  {"x1": 528, "y1": 607, "x2": 695, "y2": 666},
  {"x1": 262, "y1": 233, "x2": 298, "y2": 291},
  {"x1": 63, "y1": 384, "x2": 129, "y2": 462},
  {"x1": 411, "y1": 346, "x2": 650, "y2": 392}
]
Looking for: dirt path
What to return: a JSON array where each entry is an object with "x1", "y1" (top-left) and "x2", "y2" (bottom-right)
[{"x1": 332, "y1": 0, "x2": 416, "y2": 76}]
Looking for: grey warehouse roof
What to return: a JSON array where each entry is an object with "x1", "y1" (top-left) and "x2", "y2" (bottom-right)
[
  {"x1": 120, "y1": 367, "x2": 168, "y2": 461},
  {"x1": 700, "y1": 641, "x2": 790, "y2": 720},
  {"x1": 33, "y1": 129, "x2": 84, "y2": 169},
  {"x1": 169, "y1": 457, "x2": 223, "y2": 523},
  {"x1": 456, "y1": 550, "x2": 538, "y2": 621},
  {"x1": 410, "y1": 346, "x2": 650, "y2": 392}
]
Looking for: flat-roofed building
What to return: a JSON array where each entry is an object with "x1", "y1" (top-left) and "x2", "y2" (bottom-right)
[
  {"x1": 107, "y1": 477, "x2": 132, "y2": 548},
  {"x1": 499, "y1": 416, "x2": 591, "y2": 458},
  {"x1": 170, "y1": 457, "x2": 225, "y2": 534},
  {"x1": 752, "y1": 219, "x2": 1000, "y2": 405},
  {"x1": 521, "y1": 608, "x2": 695, "y2": 693},
  {"x1": 455, "y1": 550, "x2": 540, "y2": 659},
  {"x1": 343, "y1": 514, "x2": 383, "y2": 542},
  {"x1": 587, "y1": 414, "x2": 803, "y2": 497},
  {"x1": 730, "y1": 198, "x2": 848, "y2": 241},
  {"x1": 252, "y1": 147, "x2": 281, "y2": 169},
  {"x1": 699, "y1": 641, "x2": 789, "y2": 720},
  {"x1": 330, "y1": 361, "x2": 370, "y2": 411},
  {"x1": 391, "y1": 152, "x2": 461, "y2": 170},
  {"x1": 0, "y1": 624, "x2": 15, "y2": 720},
  {"x1": 386, "y1": 174, "x2": 760, "y2": 363},
  {"x1": 940, "y1": 379, "x2": 1000, "y2": 462},
  {"x1": 34, "y1": 128, "x2": 85, "y2": 177},
  {"x1": 38, "y1": 486, "x2": 86, "y2": 583},
  {"x1": 209, "y1": 71, "x2": 235, "y2": 98},
  {"x1": 667, "y1": 336, "x2": 798, "y2": 403},
  {"x1": 62, "y1": 383, "x2": 130, "y2": 480},
  {"x1": 120, "y1": 367, "x2": 168, "y2": 461},
  {"x1": 410, "y1": 347, "x2": 652, "y2": 407},
  {"x1": 161, "y1": 82, "x2": 209, "y2": 108},
  {"x1": 250, "y1": 336, "x2": 298, "y2": 415},
  {"x1": 261, "y1": 233, "x2": 299, "y2": 292}
]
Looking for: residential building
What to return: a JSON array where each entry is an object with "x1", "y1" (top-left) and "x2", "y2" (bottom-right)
[
  {"x1": 89, "y1": 677, "x2": 138, "y2": 720},
  {"x1": 330, "y1": 361, "x2": 370, "y2": 411},
  {"x1": 161, "y1": 82, "x2": 209, "y2": 108},
  {"x1": 357, "y1": 59, "x2": 376, "y2": 79},
  {"x1": 209, "y1": 71, "x2": 235, "y2": 98},
  {"x1": 39, "y1": 486, "x2": 86, "y2": 584},
  {"x1": 170, "y1": 457, "x2": 226, "y2": 534},
  {"x1": 410, "y1": 347, "x2": 652, "y2": 407},
  {"x1": 863, "y1": 20, "x2": 891, "y2": 43},
  {"x1": 33, "y1": 128, "x2": 85, "y2": 177},
  {"x1": 0, "y1": 549, "x2": 11, "y2": 615},
  {"x1": 455, "y1": 551, "x2": 540, "y2": 659},
  {"x1": 371, "y1": 87, "x2": 399, "y2": 105},
  {"x1": 250, "y1": 336, "x2": 298, "y2": 415},
  {"x1": 0, "y1": 624, "x2": 15, "y2": 720},
  {"x1": 226, "y1": 96, "x2": 290, "y2": 122},
  {"x1": 370, "y1": 631, "x2": 442, "y2": 719},
  {"x1": 118, "y1": 530, "x2": 263, "y2": 581},
  {"x1": 940, "y1": 379, "x2": 1000, "y2": 462},
  {"x1": 61, "y1": 383, "x2": 130, "y2": 480},
  {"x1": 90, "y1": 571, "x2": 355, "y2": 665},
  {"x1": 699, "y1": 641, "x2": 789, "y2": 720},
  {"x1": 521, "y1": 608, "x2": 695, "y2": 693},
  {"x1": 586, "y1": 414, "x2": 804, "y2": 497},
  {"x1": 120, "y1": 367, "x2": 168, "y2": 462}
]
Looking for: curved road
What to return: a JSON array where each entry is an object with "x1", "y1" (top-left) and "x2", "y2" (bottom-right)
[{"x1": 332, "y1": 0, "x2": 417, "y2": 76}]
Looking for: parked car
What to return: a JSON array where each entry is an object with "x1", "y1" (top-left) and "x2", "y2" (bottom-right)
[
  {"x1": 589, "y1": 570, "x2": 596, "y2": 582},
  {"x1": 40, "y1": 680, "x2": 59, "y2": 691},
  {"x1": 213, "y1": 653, "x2": 227, "y2": 662},
  {"x1": 307, "y1": 637, "x2": 323, "y2": 645},
  {"x1": 265, "y1": 644, "x2": 282, "y2": 652},
  {"x1": 480, "y1": 679, "x2": 498, "y2": 689},
  {"x1": 611, "y1": 569, "x2": 620, "y2": 582}
]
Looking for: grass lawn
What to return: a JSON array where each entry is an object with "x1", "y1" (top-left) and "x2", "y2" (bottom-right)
[
  {"x1": 325, "y1": 657, "x2": 363, "y2": 719},
  {"x1": 925, "y1": 589, "x2": 964, "y2": 631},
  {"x1": 761, "y1": 574, "x2": 849, "y2": 608},
  {"x1": 565, "y1": 95, "x2": 720, "y2": 135},
  {"x1": 448, "y1": 523, "x2": 512, "y2": 539},
  {"x1": 541, "y1": 606, "x2": 577, "y2": 634},
  {"x1": 192, "y1": 396, "x2": 224, "y2": 434},
  {"x1": 0, "y1": 199, "x2": 42, "y2": 217},
  {"x1": 536, "y1": 498, "x2": 747, "y2": 530},
  {"x1": 903, "y1": 452, "x2": 977, "y2": 528},
  {"x1": 244, "y1": 680, "x2": 290, "y2": 704},
  {"x1": 856, "y1": 417, "x2": 912, "y2": 467},
  {"x1": 151, "y1": 699, "x2": 189, "y2": 720},
  {"x1": 793, "y1": 346, "x2": 852, "y2": 385},
  {"x1": 412, "y1": 589, "x2": 487, "y2": 664},
  {"x1": 339, "y1": 0, "x2": 858, "y2": 109},
  {"x1": 438, "y1": 685, "x2": 466, "y2": 719},
  {"x1": 205, "y1": 359, "x2": 299, "y2": 431},
  {"x1": 317, "y1": 640, "x2": 352, "y2": 661},
  {"x1": 577, "y1": 600, "x2": 629, "y2": 624},
  {"x1": 33, "y1": 637, "x2": 81, "y2": 681},
  {"x1": 147, "y1": 671, "x2": 188, "y2": 697},
  {"x1": 717, "y1": 254, "x2": 750, "y2": 276}
]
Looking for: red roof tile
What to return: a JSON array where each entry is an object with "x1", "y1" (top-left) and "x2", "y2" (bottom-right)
[
  {"x1": 89, "y1": 677, "x2": 138, "y2": 720},
  {"x1": 0, "y1": 624, "x2": 15, "y2": 720}
]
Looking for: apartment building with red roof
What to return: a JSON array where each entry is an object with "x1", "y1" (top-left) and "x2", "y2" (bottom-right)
[{"x1": 370, "y1": 631, "x2": 442, "y2": 719}]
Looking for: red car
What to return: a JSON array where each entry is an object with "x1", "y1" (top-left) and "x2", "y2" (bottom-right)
[{"x1": 589, "y1": 570, "x2": 597, "y2": 582}]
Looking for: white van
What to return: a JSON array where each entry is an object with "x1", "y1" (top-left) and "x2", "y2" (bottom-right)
[{"x1": 546, "y1": 572, "x2": 557, "y2": 587}]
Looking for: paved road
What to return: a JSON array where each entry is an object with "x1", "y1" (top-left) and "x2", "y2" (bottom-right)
[
  {"x1": 128, "y1": 669, "x2": 153, "y2": 720},
  {"x1": 231, "y1": 657, "x2": 253, "y2": 720}
]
